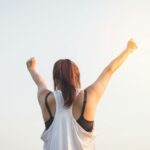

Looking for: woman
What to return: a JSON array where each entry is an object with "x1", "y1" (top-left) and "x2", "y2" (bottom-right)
[{"x1": 26, "y1": 39, "x2": 137, "y2": 150}]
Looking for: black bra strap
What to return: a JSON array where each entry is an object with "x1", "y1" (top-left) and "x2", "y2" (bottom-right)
[
  {"x1": 81, "y1": 90, "x2": 87, "y2": 116},
  {"x1": 45, "y1": 91, "x2": 53, "y2": 118}
]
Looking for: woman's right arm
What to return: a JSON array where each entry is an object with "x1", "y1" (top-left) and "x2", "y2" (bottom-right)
[
  {"x1": 86, "y1": 39, "x2": 138, "y2": 104},
  {"x1": 26, "y1": 57, "x2": 50, "y2": 106}
]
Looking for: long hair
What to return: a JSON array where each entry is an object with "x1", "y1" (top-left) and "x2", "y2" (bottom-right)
[{"x1": 53, "y1": 59, "x2": 81, "y2": 107}]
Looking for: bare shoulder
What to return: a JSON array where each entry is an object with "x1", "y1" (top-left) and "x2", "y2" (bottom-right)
[
  {"x1": 38, "y1": 89, "x2": 55, "y2": 122},
  {"x1": 85, "y1": 87, "x2": 98, "y2": 105},
  {"x1": 38, "y1": 89, "x2": 54, "y2": 106},
  {"x1": 72, "y1": 88, "x2": 98, "y2": 121},
  {"x1": 74, "y1": 89, "x2": 96, "y2": 106},
  {"x1": 38, "y1": 89, "x2": 50, "y2": 104},
  {"x1": 82, "y1": 88, "x2": 98, "y2": 121}
]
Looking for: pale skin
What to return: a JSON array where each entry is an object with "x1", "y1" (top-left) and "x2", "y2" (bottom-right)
[{"x1": 26, "y1": 39, "x2": 138, "y2": 124}]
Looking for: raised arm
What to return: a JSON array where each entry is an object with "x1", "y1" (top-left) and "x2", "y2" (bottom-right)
[
  {"x1": 26, "y1": 57, "x2": 49, "y2": 105},
  {"x1": 86, "y1": 39, "x2": 138, "y2": 104}
]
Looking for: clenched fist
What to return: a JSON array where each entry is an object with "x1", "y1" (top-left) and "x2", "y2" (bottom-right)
[
  {"x1": 126, "y1": 39, "x2": 138, "y2": 53},
  {"x1": 26, "y1": 57, "x2": 36, "y2": 71}
]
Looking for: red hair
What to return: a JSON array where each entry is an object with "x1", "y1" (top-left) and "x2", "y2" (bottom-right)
[{"x1": 53, "y1": 59, "x2": 81, "y2": 107}]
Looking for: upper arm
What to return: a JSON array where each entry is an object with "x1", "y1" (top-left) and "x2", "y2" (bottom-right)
[
  {"x1": 36, "y1": 75, "x2": 49, "y2": 105},
  {"x1": 86, "y1": 66, "x2": 112, "y2": 104},
  {"x1": 28, "y1": 69, "x2": 49, "y2": 103}
]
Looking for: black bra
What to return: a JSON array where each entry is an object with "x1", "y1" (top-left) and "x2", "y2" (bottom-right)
[
  {"x1": 44, "y1": 90, "x2": 94, "y2": 132},
  {"x1": 44, "y1": 92, "x2": 54, "y2": 130},
  {"x1": 77, "y1": 90, "x2": 94, "y2": 132}
]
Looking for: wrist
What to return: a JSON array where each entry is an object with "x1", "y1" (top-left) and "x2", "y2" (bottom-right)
[{"x1": 28, "y1": 67, "x2": 36, "y2": 73}]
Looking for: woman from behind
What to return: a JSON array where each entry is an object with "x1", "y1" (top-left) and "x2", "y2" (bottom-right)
[{"x1": 26, "y1": 39, "x2": 137, "y2": 150}]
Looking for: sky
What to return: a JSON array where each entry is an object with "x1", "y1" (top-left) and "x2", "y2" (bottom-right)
[{"x1": 0, "y1": 0, "x2": 150, "y2": 149}]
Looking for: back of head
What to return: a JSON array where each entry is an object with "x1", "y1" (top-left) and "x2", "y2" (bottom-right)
[{"x1": 53, "y1": 59, "x2": 81, "y2": 107}]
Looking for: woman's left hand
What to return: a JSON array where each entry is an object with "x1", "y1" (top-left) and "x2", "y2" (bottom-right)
[{"x1": 26, "y1": 57, "x2": 36, "y2": 71}]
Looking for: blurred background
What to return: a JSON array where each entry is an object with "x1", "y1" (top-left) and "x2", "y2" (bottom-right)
[{"x1": 0, "y1": 0, "x2": 150, "y2": 149}]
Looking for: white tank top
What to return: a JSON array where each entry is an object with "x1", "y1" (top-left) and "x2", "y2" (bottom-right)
[{"x1": 41, "y1": 89, "x2": 96, "y2": 150}]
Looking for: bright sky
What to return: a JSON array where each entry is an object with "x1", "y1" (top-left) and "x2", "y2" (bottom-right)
[{"x1": 0, "y1": 0, "x2": 150, "y2": 149}]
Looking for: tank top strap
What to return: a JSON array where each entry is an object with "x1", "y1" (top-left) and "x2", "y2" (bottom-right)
[
  {"x1": 53, "y1": 90, "x2": 65, "y2": 111},
  {"x1": 80, "y1": 89, "x2": 87, "y2": 116},
  {"x1": 45, "y1": 91, "x2": 53, "y2": 118}
]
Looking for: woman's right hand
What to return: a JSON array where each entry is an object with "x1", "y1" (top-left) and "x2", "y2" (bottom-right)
[
  {"x1": 126, "y1": 39, "x2": 138, "y2": 53},
  {"x1": 26, "y1": 57, "x2": 36, "y2": 71}
]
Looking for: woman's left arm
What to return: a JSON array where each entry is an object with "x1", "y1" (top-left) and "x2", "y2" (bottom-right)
[{"x1": 26, "y1": 57, "x2": 49, "y2": 105}]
